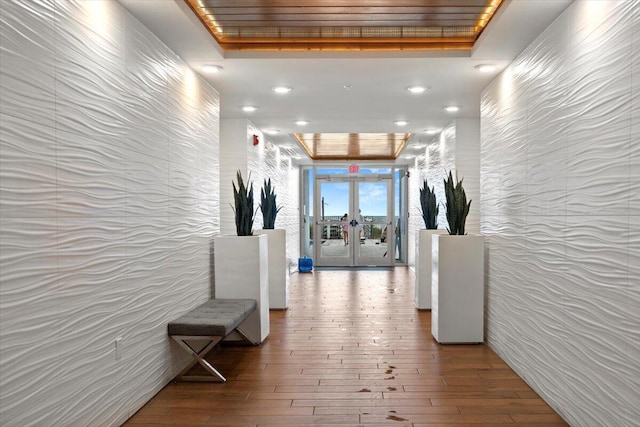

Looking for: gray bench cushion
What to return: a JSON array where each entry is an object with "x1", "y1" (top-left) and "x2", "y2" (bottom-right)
[{"x1": 168, "y1": 299, "x2": 256, "y2": 337}]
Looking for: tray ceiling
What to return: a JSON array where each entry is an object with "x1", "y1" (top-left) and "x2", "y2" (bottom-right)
[
  {"x1": 184, "y1": 0, "x2": 504, "y2": 51},
  {"x1": 293, "y1": 133, "x2": 411, "y2": 160}
]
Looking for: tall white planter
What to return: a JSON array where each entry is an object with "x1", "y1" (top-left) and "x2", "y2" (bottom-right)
[
  {"x1": 415, "y1": 229, "x2": 447, "y2": 309},
  {"x1": 214, "y1": 234, "x2": 270, "y2": 344},
  {"x1": 431, "y1": 234, "x2": 484, "y2": 344},
  {"x1": 255, "y1": 229, "x2": 289, "y2": 309}
]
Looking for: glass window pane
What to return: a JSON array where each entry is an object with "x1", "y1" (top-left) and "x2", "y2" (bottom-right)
[
  {"x1": 358, "y1": 167, "x2": 392, "y2": 174},
  {"x1": 316, "y1": 168, "x2": 349, "y2": 175},
  {"x1": 318, "y1": 181, "x2": 350, "y2": 258}
]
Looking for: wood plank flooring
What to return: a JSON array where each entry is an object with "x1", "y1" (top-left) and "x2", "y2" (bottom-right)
[{"x1": 124, "y1": 267, "x2": 567, "y2": 426}]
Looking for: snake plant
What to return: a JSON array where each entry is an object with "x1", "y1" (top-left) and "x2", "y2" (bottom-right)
[
  {"x1": 260, "y1": 178, "x2": 282, "y2": 229},
  {"x1": 443, "y1": 170, "x2": 471, "y2": 235},
  {"x1": 419, "y1": 179, "x2": 439, "y2": 229},
  {"x1": 231, "y1": 170, "x2": 255, "y2": 236}
]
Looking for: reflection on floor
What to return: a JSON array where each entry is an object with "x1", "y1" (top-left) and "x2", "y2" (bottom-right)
[{"x1": 124, "y1": 267, "x2": 567, "y2": 426}]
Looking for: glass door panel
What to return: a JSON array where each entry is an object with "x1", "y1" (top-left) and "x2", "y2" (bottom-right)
[
  {"x1": 356, "y1": 180, "x2": 393, "y2": 266},
  {"x1": 315, "y1": 179, "x2": 351, "y2": 266},
  {"x1": 314, "y1": 174, "x2": 394, "y2": 267}
]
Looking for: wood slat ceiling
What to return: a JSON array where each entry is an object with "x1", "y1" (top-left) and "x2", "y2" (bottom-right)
[
  {"x1": 185, "y1": 0, "x2": 504, "y2": 51},
  {"x1": 293, "y1": 133, "x2": 411, "y2": 160}
]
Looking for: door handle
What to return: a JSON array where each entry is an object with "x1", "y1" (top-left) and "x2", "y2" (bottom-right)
[{"x1": 349, "y1": 219, "x2": 358, "y2": 227}]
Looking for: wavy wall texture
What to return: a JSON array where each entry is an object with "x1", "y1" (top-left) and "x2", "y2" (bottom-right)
[
  {"x1": 247, "y1": 123, "x2": 301, "y2": 272},
  {"x1": 407, "y1": 125, "x2": 455, "y2": 269},
  {"x1": 0, "y1": 1, "x2": 220, "y2": 425},
  {"x1": 218, "y1": 119, "x2": 300, "y2": 273},
  {"x1": 481, "y1": 1, "x2": 639, "y2": 425}
]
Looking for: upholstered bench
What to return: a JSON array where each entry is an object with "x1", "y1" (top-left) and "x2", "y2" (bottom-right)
[{"x1": 168, "y1": 298, "x2": 257, "y2": 382}]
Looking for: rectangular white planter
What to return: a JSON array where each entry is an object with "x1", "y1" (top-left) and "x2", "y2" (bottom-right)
[
  {"x1": 415, "y1": 229, "x2": 447, "y2": 309},
  {"x1": 214, "y1": 234, "x2": 270, "y2": 344},
  {"x1": 255, "y1": 229, "x2": 289, "y2": 309},
  {"x1": 431, "y1": 234, "x2": 484, "y2": 344}
]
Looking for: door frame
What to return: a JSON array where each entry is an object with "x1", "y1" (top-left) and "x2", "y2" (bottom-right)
[{"x1": 314, "y1": 174, "x2": 394, "y2": 267}]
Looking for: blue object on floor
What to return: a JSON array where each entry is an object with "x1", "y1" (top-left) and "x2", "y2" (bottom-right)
[{"x1": 298, "y1": 256, "x2": 313, "y2": 272}]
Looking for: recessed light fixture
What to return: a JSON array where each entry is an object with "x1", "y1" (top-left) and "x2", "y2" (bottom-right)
[
  {"x1": 424, "y1": 129, "x2": 440, "y2": 135},
  {"x1": 443, "y1": 106, "x2": 460, "y2": 113},
  {"x1": 202, "y1": 65, "x2": 223, "y2": 74},
  {"x1": 242, "y1": 106, "x2": 257, "y2": 112},
  {"x1": 272, "y1": 86, "x2": 292, "y2": 94},
  {"x1": 394, "y1": 120, "x2": 408, "y2": 126},
  {"x1": 343, "y1": 84, "x2": 352, "y2": 90},
  {"x1": 413, "y1": 144, "x2": 427, "y2": 149},
  {"x1": 407, "y1": 86, "x2": 427, "y2": 94},
  {"x1": 264, "y1": 129, "x2": 280, "y2": 135},
  {"x1": 295, "y1": 120, "x2": 309, "y2": 126},
  {"x1": 475, "y1": 64, "x2": 496, "y2": 73}
]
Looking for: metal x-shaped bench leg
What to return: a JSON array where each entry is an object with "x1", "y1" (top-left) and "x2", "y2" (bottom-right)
[{"x1": 171, "y1": 335, "x2": 226, "y2": 382}]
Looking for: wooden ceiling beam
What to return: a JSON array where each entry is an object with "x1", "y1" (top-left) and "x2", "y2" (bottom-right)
[{"x1": 197, "y1": 0, "x2": 492, "y2": 7}]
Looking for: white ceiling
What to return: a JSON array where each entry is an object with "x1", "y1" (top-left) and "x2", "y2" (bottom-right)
[{"x1": 118, "y1": 0, "x2": 573, "y2": 161}]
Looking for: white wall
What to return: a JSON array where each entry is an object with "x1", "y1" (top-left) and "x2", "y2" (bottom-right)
[
  {"x1": 0, "y1": 1, "x2": 220, "y2": 425},
  {"x1": 220, "y1": 119, "x2": 301, "y2": 271},
  {"x1": 407, "y1": 119, "x2": 480, "y2": 268},
  {"x1": 481, "y1": 1, "x2": 639, "y2": 425},
  {"x1": 219, "y1": 118, "x2": 249, "y2": 235},
  {"x1": 247, "y1": 124, "x2": 301, "y2": 272},
  {"x1": 454, "y1": 118, "x2": 481, "y2": 235}
]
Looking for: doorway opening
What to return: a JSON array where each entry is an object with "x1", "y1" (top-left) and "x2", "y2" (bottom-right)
[{"x1": 301, "y1": 166, "x2": 407, "y2": 267}]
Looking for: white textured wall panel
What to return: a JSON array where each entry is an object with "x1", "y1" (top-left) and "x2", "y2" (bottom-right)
[
  {"x1": 0, "y1": 0, "x2": 56, "y2": 129},
  {"x1": 454, "y1": 118, "x2": 480, "y2": 235},
  {"x1": 407, "y1": 125, "x2": 455, "y2": 269},
  {"x1": 247, "y1": 122, "x2": 301, "y2": 272},
  {"x1": 481, "y1": 1, "x2": 640, "y2": 425},
  {"x1": 217, "y1": 119, "x2": 299, "y2": 278},
  {"x1": 0, "y1": 0, "x2": 220, "y2": 425},
  {"x1": 219, "y1": 118, "x2": 249, "y2": 235}
]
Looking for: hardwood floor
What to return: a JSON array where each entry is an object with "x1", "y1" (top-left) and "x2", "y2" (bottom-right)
[{"x1": 124, "y1": 268, "x2": 567, "y2": 426}]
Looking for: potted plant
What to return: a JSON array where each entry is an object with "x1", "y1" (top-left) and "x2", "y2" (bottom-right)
[
  {"x1": 443, "y1": 170, "x2": 471, "y2": 235},
  {"x1": 415, "y1": 179, "x2": 447, "y2": 310},
  {"x1": 232, "y1": 170, "x2": 256, "y2": 236},
  {"x1": 431, "y1": 171, "x2": 484, "y2": 343},
  {"x1": 419, "y1": 179, "x2": 439, "y2": 230},
  {"x1": 259, "y1": 178, "x2": 282, "y2": 229},
  {"x1": 255, "y1": 179, "x2": 289, "y2": 309},
  {"x1": 214, "y1": 170, "x2": 270, "y2": 343}
]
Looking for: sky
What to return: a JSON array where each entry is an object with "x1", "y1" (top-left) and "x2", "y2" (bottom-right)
[{"x1": 311, "y1": 168, "x2": 401, "y2": 218}]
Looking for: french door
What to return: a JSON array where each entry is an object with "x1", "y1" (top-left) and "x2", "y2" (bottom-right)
[{"x1": 314, "y1": 175, "x2": 394, "y2": 267}]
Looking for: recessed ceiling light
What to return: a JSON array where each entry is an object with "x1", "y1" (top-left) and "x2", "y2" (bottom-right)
[
  {"x1": 424, "y1": 129, "x2": 440, "y2": 135},
  {"x1": 295, "y1": 120, "x2": 309, "y2": 126},
  {"x1": 242, "y1": 106, "x2": 257, "y2": 112},
  {"x1": 407, "y1": 86, "x2": 427, "y2": 94},
  {"x1": 343, "y1": 84, "x2": 352, "y2": 90},
  {"x1": 413, "y1": 144, "x2": 427, "y2": 149},
  {"x1": 272, "y1": 86, "x2": 292, "y2": 94},
  {"x1": 394, "y1": 120, "x2": 408, "y2": 126},
  {"x1": 475, "y1": 64, "x2": 497, "y2": 72},
  {"x1": 443, "y1": 106, "x2": 460, "y2": 113},
  {"x1": 202, "y1": 65, "x2": 223, "y2": 74},
  {"x1": 265, "y1": 129, "x2": 280, "y2": 135}
]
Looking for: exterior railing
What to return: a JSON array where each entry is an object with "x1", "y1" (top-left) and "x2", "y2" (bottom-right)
[{"x1": 313, "y1": 216, "x2": 390, "y2": 240}]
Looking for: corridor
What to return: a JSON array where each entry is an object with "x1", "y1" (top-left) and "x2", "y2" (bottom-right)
[{"x1": 125, "y1": 268, "x2": 566, "y2": 426}]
